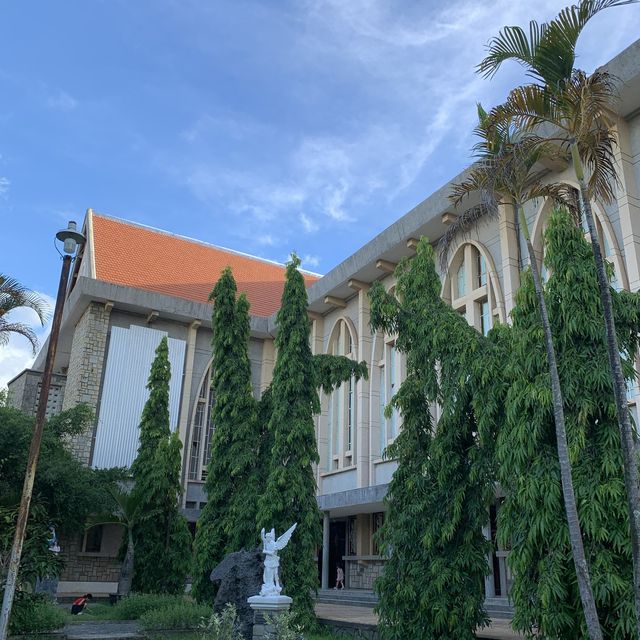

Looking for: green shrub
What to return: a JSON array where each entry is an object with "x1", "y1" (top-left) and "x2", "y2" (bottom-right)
[
  {"x1": 8, "y1": 592, "x2": 66, "y2": 634},
  {"x1": 198, "y1": 604, "x2": 243, "y2": 640},
  {"x1": 139, "y1": 602, "x2": 210, "y2": 630},
  {"x1": 264, "y1": 611, "x2": 304, "y2": 640},
  {"x1": 114, "y1": 593, "x2": 188, "y2": 619}
]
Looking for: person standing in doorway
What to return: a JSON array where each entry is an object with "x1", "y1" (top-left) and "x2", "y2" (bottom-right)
[{"x1": 335, "y1": 565, "x2": 345, "y2": 590}]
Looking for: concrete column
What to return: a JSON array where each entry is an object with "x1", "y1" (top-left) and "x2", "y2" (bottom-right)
[
  {"x1": 464, "y1": 245, "x2": 479, "y2": 329},
  {"x1": 178, "y1": 320, "x2": 201, "y2": 495},
  {"x1": 355, "y1": 288, "x2": 372, "y2": 488},
  {"x1": 259, "y1": 339, "x2": 276, "y2": 393},
  {"x1": 311, "y1": 316, "x2": 329, "y2": 480},
  {"x1": 613, "y1": 117, "x2": 640, "y2": 291},
  {"x1": 321, "y1": 512, "x2": 330, "y2": 590},
  {"x1": 498, "y1": 201, "x2": 521, "y2": 318},
  {"x1": 482, "y1": 521, "x2": 495, "y2": 598}
]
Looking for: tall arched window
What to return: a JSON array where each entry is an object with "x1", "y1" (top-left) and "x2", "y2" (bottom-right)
[
  {"x1": 368, "y1": 325, "x2": 404, "y2": 462},
  {"x1": 326, "y1": 319, "x2": 357, "y2": 470},
  {"x1": 532, "y1": 194, "x2": 626, "y2": 291},
  {"x1": 444, "y1": 243, "x2": 504, "y2": 336},
  {"x1": 188, "y1": 367, "x2": 215, "y2": 482}
]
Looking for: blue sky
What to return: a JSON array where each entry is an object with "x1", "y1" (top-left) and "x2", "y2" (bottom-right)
[{"x1": 1, "y1": 0, "x2": 639, "y2": 387}]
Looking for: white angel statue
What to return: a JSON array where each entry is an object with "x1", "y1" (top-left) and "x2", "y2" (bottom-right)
[{"x1": 259, "y1": 523, "x2": 297, "y2": 596}]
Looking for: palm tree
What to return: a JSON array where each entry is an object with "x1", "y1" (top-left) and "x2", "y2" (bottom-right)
[
  {"x1": 478, "y1": 2, "x2": 640, "y2": 632},
  {"x1": 443, "y1": 106, "x2": 603, "y2": 639},
  {"x1": 86, "y1": 488, "x2": 141, "y2": 597},
  {"x1": 0, "y1": 274, "x2": 48, "y2": 355}
]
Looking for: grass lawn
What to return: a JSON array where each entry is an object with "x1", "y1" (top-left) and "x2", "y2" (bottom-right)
[
  {"x1": 63, "y1": 601, "x2": 341, "y2": 639},
  {"x1": 63, "y1": 603, "x2": 122, "y2": 622},
  {"x1": 144, "y1": 634, "x2": 338, "y2": 640}
]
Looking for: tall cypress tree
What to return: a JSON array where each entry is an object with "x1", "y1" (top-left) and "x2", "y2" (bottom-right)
[
  {"x1": 131, "y1": 337, "x2": 171, "y2": 478},
  {"x1": 192, "y1": 268, "x2": 260, "y2": 602},
  {"x1": 495, "y1": 208, "x2": 638, "y2": 638},
  {"x1": 256, "y1": 255, "x2": 321, "y2": 628},
  {"x1": 370, "y1": 239, "x2": 493, "y2": 640},
  {"x1": 257, "y1": 255, "x2": 366, "y2": 628},
  {"x1": 131, "y1": 337, "x2": 191, "y2": 594}
]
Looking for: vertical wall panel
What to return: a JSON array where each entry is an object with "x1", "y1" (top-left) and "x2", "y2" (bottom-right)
[{"x1": 93, "y1": 325, "x2": 186, "y2": 469}]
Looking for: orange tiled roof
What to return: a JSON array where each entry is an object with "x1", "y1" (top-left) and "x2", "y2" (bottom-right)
[{"x1": 90, "y1": 213, "x2": 319, "y2": 317}]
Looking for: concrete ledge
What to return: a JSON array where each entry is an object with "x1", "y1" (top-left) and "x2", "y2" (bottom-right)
[
  {"x1": 57, "y1": 581, "x2": 118, "y2": 597},
  {"x1": 317, "y1": 484, "x2": 388, "y2": 512}
]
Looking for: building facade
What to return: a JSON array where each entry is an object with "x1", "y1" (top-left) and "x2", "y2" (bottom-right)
[{"x1": 8, "y1": 39, "x2": 640, "y2": 606}]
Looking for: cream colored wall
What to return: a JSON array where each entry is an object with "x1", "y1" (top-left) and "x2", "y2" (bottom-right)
[{"x1": 314, "y1": 138, "x2": 640, "y2": 502}]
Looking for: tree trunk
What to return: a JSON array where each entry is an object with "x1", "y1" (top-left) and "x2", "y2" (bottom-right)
[
  {"x1": 572, "y1": 142, "x2": 640, "y2": 637},
  {"x1": 517, "y1": 204, "x2": 603, "y2": 640},
  {"x1": 118, "y1": 530, "x2": 134, "y2": 597}
]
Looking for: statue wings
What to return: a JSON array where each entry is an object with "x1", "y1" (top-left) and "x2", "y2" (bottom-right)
[{"x1": 274, "y1": 523, "x2": 297, "y2": 551}]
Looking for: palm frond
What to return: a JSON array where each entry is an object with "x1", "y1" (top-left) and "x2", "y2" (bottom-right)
[
  {"x1": 0, "y1": 321, "x2": 38, "y2": 353},
  {"x1": 580, "y1": 123, "x2": 619, "y2": 203},
  {"x1": 539, "y1": 1, "x2": 637, "y2": 87},
  {"x1": 493, "y1": 84, "x2": 557, "y2": 133},
  {"x1": 438, "y1": 202, "x2": 497, "y2": 270},
  {"x1": 449, "y1": 168, "x2": 492, "y2": 207},
  {"x1": 0, "y1": 274, "x2": 49, "y2": 324},
  {"x1": 85, "y1": 512, "x2": 126, "y2": 529},
  {"x1": 477, "y1": 22, "x2": 548, "y2": 81}
]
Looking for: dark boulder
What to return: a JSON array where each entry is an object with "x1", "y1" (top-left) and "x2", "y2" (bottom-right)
[{"x1": 210, "y1": 548, "x2": 263, "y2": 639}]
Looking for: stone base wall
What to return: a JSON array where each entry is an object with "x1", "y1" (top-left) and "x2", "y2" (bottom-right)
[
  {"x1": 59, "y1": 532, "x2": 122, "y2": 584},
  {"x1": 7, "y1": 370, "x2": 66, "y2": 418},
  {"x1": 62, "y1": 301, "x2": 112, "y2": 465},
  {"x1": 318, "y1": 620, "x2": 379, "y2": 639},
  {"x1": 346, "y1": 559, "x2": 385, "y2": 590}
]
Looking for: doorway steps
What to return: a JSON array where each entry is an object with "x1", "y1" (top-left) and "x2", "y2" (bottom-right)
[
  {"x1": 316, "y1": 588, "x2": 378, "y2": 608},
  {"x1": 484, "y1": 597, "x2": 513, "y2": 620}
]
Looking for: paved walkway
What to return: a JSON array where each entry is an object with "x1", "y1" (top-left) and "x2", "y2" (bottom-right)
[
  {"x1": 59, "y1": 620, "x2": 141, "y2": 640},
  {"x1": 56, "y1": 607, "x2": 524, "y2": 640},
  {"x1": 314, "y1": 603, "x2": 524, "y2": 640}
]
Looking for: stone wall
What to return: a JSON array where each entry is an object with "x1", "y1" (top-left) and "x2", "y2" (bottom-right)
[
  {"x1": 59, "y1": 530, "x2": 122, "y2": 583},
  {"x1": 346, "y1": 559, "x2": 385, "y2": 590},
  {"x1": 63, "y1": 301, "x2": 112, "y2": 465},
  {"x1": 7, "y1": 370, "x2": 66, "y2": 418}
]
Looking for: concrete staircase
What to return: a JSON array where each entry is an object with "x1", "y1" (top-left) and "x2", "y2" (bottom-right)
[
  {"x1": 316, "y1": 588, "x2": 378, "y2": 608},
  {"x1": 484, "y1": 597, "x2": 513, "y2": 620},
  {"x1": 316, "y1": 590, "x2": 513, "y2": 620}
]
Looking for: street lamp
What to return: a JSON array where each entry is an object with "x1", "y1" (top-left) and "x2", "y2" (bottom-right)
[{"x1": 0, "y1": 221, "x2": 85, "y2": 640}]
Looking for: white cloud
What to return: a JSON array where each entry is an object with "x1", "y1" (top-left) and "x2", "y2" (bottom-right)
[
  {"x1": 301, "y1": 254, "x2": 321, "y2": 268},
  {"x1": 182, "y1": 113, "x2": 268, "y2": 143},
  {"x1": 0, "y1": 176, "x2": 9, "y2": 197},
  {"x1": 256, "y1": 234, "x2": 277, "y2": 246},
  {"x1": 0, "y1": 293, "x2": 54, "y2": 390},
  {"x1": 169, "y1": 0, "x2": 640, "y2": 266},
  {"x1": 46, "y1": 89, "x2": 78, "y2": 112},
  {"x1": 300, "y1": 212, "x2": 319, "y2": 233}
]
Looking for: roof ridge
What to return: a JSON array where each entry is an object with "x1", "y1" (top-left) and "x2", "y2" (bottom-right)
[{"x1": 90, "y1": 211, "x2": 322, "y2": 278}]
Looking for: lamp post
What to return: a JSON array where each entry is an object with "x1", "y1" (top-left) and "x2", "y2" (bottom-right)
[{"x1": 0, "y1": 221, "x2": 85, "y2": 640}]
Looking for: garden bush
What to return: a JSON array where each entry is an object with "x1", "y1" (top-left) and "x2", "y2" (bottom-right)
[
  {"x1": 139, "y1": 602, "x2": 210, "y2": 630},
  {"x1": 198, "y1": 604, "x2": 243, "y2": 640},
  {"x1": 8, "y1": 592, "x2": 66, "y2": 634},
  {"x1": 114, "y1": 593, "x2": 188, "y2": 620},
  {"x1": 264, "y1": 610, "x2": 304, "y2": 640}
]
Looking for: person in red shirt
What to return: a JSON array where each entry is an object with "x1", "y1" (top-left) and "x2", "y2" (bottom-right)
[{"x1": 70, "y1": 594, "x2": 93, "y2": 615}]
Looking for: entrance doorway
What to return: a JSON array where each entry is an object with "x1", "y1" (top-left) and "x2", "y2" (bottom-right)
[
  {"x1": 328, "y1": 521, "x2": 346, "y2": 587},
  {"x1": 489, "y1": 500, "x2": 511, "y2": 598}
]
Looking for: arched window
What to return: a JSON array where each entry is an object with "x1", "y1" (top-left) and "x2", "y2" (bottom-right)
[
  {"x1": 188, "y1": 367, "x2": 215, "y2": 482},
  {"x1": 368, "y1": 325, "x2": 404, "y2": 462},
  {"x1": 444, "y1": 243, "x2": 504, "y2": 336},
  {"x1": 532, "y1": 194, "x2": 626, "y2": 291},
  {"x1": 326, "y1": 319, "x2": 357, "y2": 470}
]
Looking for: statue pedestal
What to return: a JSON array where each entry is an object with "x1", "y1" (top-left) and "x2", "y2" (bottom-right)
[{"x1": 247, "y1": 595, "x2": 292, "y2": 640}]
